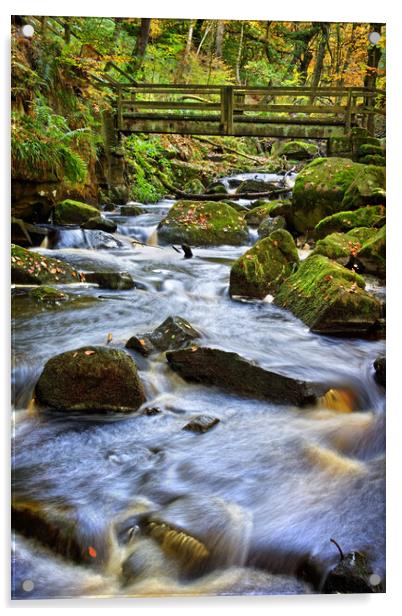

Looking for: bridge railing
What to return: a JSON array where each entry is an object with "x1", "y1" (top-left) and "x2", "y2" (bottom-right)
[{"x1": 117, "y1": 84, "x2": 385, "y2": 137}]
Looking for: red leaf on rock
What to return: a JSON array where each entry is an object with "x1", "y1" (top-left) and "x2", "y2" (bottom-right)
[{"x1": 88, "y1": 546, "x2": 97, "y2": 558}]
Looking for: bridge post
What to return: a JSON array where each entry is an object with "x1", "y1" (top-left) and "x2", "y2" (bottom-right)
[
  {"x1": 101, "y1": 99, "x2": 128, "y2": 203},
  {"x1": 221, "y1": 86, "x2": 234, "y2": 135}
]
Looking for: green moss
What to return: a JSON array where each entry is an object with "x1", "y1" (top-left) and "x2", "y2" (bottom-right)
[
  {"x1": 258, "y1": 215, "x2": 286, "y2": 238},
  {"x1": 157, "y1": 200, "x2": 248, "y2": 246},
  {"x1": 30, "y1": 286, "x2": 68, "y2": 303},
  {"x1": 358, "y1": 155, "x2": 386, "y2": 167},
  {"x1": 274, "y1": 254, "x2": 382, "y2": 334},
  {"x1": 358, "y1": 144, "x2": 385, "y2": 157},
  {"x1": 341, "y1": 165, "x2": 386, "y2": 210},
  {"x1": 292, "y1": 158, "x2": 361, "y2": 232},
  {"x1": 272, "y1": 140, "x2": 319, "y2": 160},
  {"x1": 54, "y1": 199, "x2": 99, "y2": 225},
  {"x1": 356, "y1": 225, "x2": 386, "y2": 277},
  {"x1": 11, "y1": 244, "x2": 79, "y2": 284},
  {"x1": 314, "y1": 205, "x2": 386, "y2": 239},
  {"x1": 312, "y1": 228, "x2": 377, "y2": 265},
  {"x1": 229, "y1": 229, "x2": 299, "y2": 299},
  {"x1": 244, "y1": 200, "x2": 290, "y2": 226}
]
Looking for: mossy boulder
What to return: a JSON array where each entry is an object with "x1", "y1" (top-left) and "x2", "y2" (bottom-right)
[
  {"x1": 229, "y1": 229, "x2": 299, "y2": 299},
  {"x1": 314, "y1": 205, "x2": 386, "y2": 239},
  {"x1": 341, "y1": 165, "x2": 385, "y2": 210},
  {"x1": 356, "y1": 225, "x2": 386, "y2": 277},
  {"x1": 81, "y1": 216, "x2": 117, "y2": 232},
  {"x1": 358, "y1": 143, "x2": 385, "y2": 158},
  {"x1": 236, "y1": 179, "x2": 278, "y2": 194},
  {"x1": 157, "y1": 201, "x2": 248, "y2": 246},
  {"x1": 274, "y1": 254, "x2": 382, "y2": 335},
  {"x1": 311, "y1": 228, "x2": 377, "y2": 266},
  {"x1": 53, "y1": 199, "x2": 100, "y2": 225},
  {"x1": 120, "y1": 205, "x2": 142, "y2": 216},
  {"x1": 292, "y1": 158, "x2": 385, "y2": 233},
  {"x1": 258, "y1": 215, "x2": 287, "y2": 238},
  {"x1": 271, "y1": 140, "x2": 319, "y2": 160},
  {"x1": 11, "y1": 244, "x2": 79, "y2": 284},
  {"x1": 184, "y1": 178, "x2": 206, "y2": 194},
  {"x1": 358, "y1": 155, "x2": 386, "y2": 166},
  {"x1": 84, "y1": 271, "x2": 135, "y2": 290},
  {"x1": 244, "y1": 200, "x2": 290, "y2": 226},
  {"x1": 35, "y1": 346, "x2": 146, "y2": 413},
  {"x1": 206, "y1": 182, "x2": 228, "y2": 195}
]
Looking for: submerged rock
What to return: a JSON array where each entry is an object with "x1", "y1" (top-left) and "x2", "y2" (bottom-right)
[
  {"x1": 292, "y1": 158, "x2": 385, "y2": 233},
  {"x1": 183, "y1": 415, "x2": 220, "y2": 433},
  {"x1": 84, "y1": 271, "x2": 135, "y2": 290},
  {"x1": 166, "y1": 346, "x2": 321, "y2": 406},
  {"x1": 157, "y1": 200, "x2": 248, "y2": 246},
  {"x1": 53, "y1": 199, "x2": 100, "y2": 225},
  {"x1": 274, "y1": 255, "x2": 382, "y2": 335},
  {"x1": 356, "y1": 225, "x2": 385, "y2": 277},
  {"x1": 12, "y1": 500, "x2": 109, "y2": 567},
  {"x1": 373, "y1": 355, "x2": 386, "y2": 387},
  {"x1": 81, "y1": 216, "x2": 117, "y2": 233},
  {"x1": 314, "y1": 205, "x2": 386, "y2": 240},
  {"x1": 229, "y1": 229, "x2": 299, "y2": 299},
  {"x1": 35, "y1": 346, "x2": 146, "y2": 413},
  {"x1": 11, "y1": 244, "x2": 79, "y2": 285}
]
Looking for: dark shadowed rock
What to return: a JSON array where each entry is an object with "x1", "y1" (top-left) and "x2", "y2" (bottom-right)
[
  {"x1": 35, "y1": 346, "x2": 146, "y2": 413},
  {"x1": 323, "y1": 550, "x2": 384, "y2": 593},
  {"x1": 148, "y1": 316, "x2": 201, "y2": 351},
  {"x1": 126, "y1": 335, "x2": 155, "y2": 356},
  {"x1": 84, "y1": 271, "x2": 135, "y2": 290},
  {"x1": 374, "y1": 356, "x2": 386, "y2": 387},
  {"x1": 120, "y1": 205, "x2": 142, "y2": 216},
  {"x1": 236, "y1": 179, "x2": 279, "y2": 194},
  {"x1": 258, "y1": 215, "x2": 286, "y2": 238},
  {"x1": 81, "y1": 216, "x2": 117, "y2": 233},
  {"x1": 166, "y1": 346, "x2": 322, "y2": 406},
  {"x1": 183, "y1": 415, "x2": 220, "y2": 433}
]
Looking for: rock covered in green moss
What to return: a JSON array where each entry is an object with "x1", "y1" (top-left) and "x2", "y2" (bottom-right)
[
  {"x1": 258, "y1": 215, "x2": 286, "y2": 238},
  {"x1": 53, "y1": 199, "x2": 100, "y2": 225},
  {"x1": 11, "y1": 244, "x2": 79, "y2": 284},
  {"x1": 311, "y1": 228, "x2": 377, "y2": 266},
  {"x1": 29, "y1": 286, "x2": 69, "y2": 304},
  {"x1": 271, "y1": 140, "x2": 319, "y2": 160},
  {"x1": 292, "y1": 158, "x2": 385, "y2": 233},
  {"x1": 84, "y1": 271, "x2": 135, "y2": 290},
  {"x1": 206, "y1": 181, "x2": 228, "y2": 195},
  {"x1": 356, "y1": 225, "x2": 385, "y2": 277},
  {"x1": 120, "y1": 205, "x2": 142, "y2": 216},
  {"x1": 229, "y1": 229, "x2": 299, "y2": 299},
  {"x1": 314, "y1": 206, "x2": 385, "y2": 239},
  {"x1": 157, "y1": 201, "x2": 248, "y2": 246},
  {"x1": 341, "y1": 165, "x2": 385, "y2": 210},
  {"x1": 236, "y1": 178, "x2": 278, "y2": 194},
  {"x1": 35, "y1": 346, "x2": 146, "y2": 413},
  {"x1": 274, "y1": 254, "x2": 382, "y2": 335},
  {"x1": 184, "y1": 178, "x2": 206, "y2": 194},
  {"x1": 244, "y1": 203, "x2": 277, "y2": 226}
]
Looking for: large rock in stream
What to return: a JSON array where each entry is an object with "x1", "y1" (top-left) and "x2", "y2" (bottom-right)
[
  {"x1": 274, "y1": 255, "x2": 382, "y2": 335},
  {"x1": 35, "y1": 346, "x2": 146, "y2": 413},
  {"x1": 11, "y1": 244, "x2": 80, "y2": 284},
  {"x1": 355, "y1": 225, "x2": 386, "y2": 277},
  {"x1": 157, "y1": 200, "x2": 248, "y2": 246},
  {"x1": 292, "y1": 158, "x2": 385, "y2": 233},
  {"x1": 166, "y1": 346, "x2": 322, "y2": 406},
  {"x1": 311, "y1": 228, "x2": 377, "y2": 266},
  {"x1": 229, "y1": 229, "x2": 299, "y2": 299},
  {"x1": 126, "y1": 316, "x2": 201, "y2": 355},
  {"x1": 53, "y1": 199, "x2": 100, "y2": 225}
]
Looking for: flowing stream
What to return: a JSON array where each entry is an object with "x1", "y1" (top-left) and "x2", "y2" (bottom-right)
[{"x1": 11, "y1": 174, "x2": 385, "y2": 599}]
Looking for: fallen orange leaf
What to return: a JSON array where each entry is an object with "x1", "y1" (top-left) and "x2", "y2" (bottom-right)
[{"x1": 88, "y1": 546, "x2": 97, "y2": 558}]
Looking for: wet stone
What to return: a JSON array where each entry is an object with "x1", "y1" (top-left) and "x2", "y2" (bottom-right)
[
  {"x1": 373, "y1": 355, "x2": 386, "y2": 387},
  {"x1": 81, "y1": 216, "x2": 117, "y2": 233},
  {"x1": 148, "y1": 316, "x2": 201, "y2": 351},
  {"x1": 84, "y1": 271, "x2": 135, "y2": 290},
  {"x1": 183, "y1": 415, "x2": 220, "y2": 433},
  {"x1": 125, "y1": 335, "x2": 155, "y2": 357},
  {"x1": 323, "y1": 551, "x2": 384, "y2": 594},
  {"x1": 120, "y1": 205, "x2": 142, "y2": 216}
]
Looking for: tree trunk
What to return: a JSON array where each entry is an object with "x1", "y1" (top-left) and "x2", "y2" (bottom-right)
[
  {"x1": 236, "y1": 23, "x2": 244, "y2": 84},
  {"x1": 133, "y1": 18, "x2": 151, "y2": 72},
  {"x1": 215, "y1": 21, "x2": 225, "y2": 57},
  {"x1": 364, "y1": 23, "x2": 383, "y2": 134},
  {"x1": 311, "y1": 23, "x2": 329, "y2": 89},
  {"x1": 185, "y1": 20, "x2": 195, "y2": 57}
]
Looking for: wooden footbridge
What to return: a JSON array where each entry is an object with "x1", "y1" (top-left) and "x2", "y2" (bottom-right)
[{"x1": 115, "y1": 83, "x2": 385, "y2": 140}]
